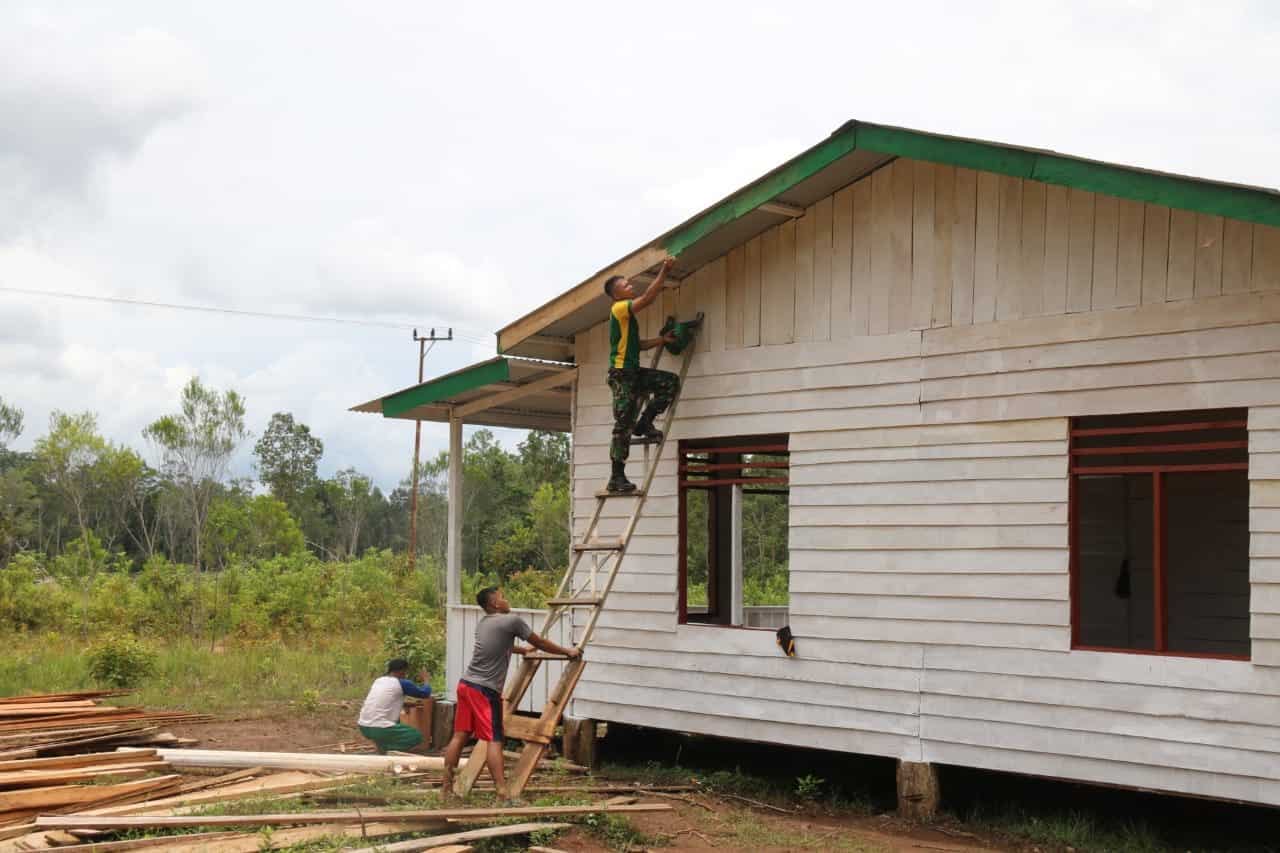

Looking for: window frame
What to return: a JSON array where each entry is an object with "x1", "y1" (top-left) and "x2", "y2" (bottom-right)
[
  {"x1": 677, "y1": 434, "x2": 790, "y2": 629},
  {"x1": 1068, "y1": 410, "x2": 1251, "y2": 661}
]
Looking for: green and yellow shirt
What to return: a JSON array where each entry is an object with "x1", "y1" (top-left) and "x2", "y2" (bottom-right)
[{"x1": 608, "y1": 299, "x2": 640, "y2": 370}]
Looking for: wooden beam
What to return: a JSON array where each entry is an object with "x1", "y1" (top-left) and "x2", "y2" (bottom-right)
[
  {"x1": 758, "y1": 201, "x2": 806, "y2": 218},
  {"x1": 497, "y1": 246, "x2": 668, "y2": 354},
  {"x1": 348, "y1": 822, "x2": 571, "y2": 853},
  {"x1": 36, "y1": 803, "x2": 672, "y2": 830},
  {"x1": 454, "y1": 368, "x2": 576, "y2": 419},
  {"x1": 138, "y1": 748, "x2": 442, "y2": 773}
]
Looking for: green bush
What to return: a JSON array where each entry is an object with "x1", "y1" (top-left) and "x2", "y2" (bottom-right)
[
  {"x1": 381, "y1": 606, "x2": 444, "y2": 683},
  {"x1": 88, "y1": 633, "x2": 158, "y2": 687}
]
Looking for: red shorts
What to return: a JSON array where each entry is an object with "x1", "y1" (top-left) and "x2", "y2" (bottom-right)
[{"x1": 454, "y1": 680, "x2": 503, "y2": 741}]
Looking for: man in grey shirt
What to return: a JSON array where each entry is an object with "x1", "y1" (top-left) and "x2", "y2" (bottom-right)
[{"x1": 441, "y1": 585, "x2": 580, "y2": 801}]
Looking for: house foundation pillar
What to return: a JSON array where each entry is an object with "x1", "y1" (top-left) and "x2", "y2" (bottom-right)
[
  {"x1": 431, "y1": 700, "x2": 455, "y2": 752},
  {"x1": 562, "y1": 715, "x2": 599, "y2": 770},
  {"x1": 896, "y1": 760, "x2": 940, "y2": 820}
]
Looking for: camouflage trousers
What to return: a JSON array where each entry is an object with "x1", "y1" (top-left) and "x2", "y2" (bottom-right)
[{"x1": 607, "y1": 367, "x2": 680, "y2": 463}]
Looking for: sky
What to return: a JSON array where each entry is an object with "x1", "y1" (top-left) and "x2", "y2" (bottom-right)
[{"x1": 1, "y1": 1, "x2": 1277, "y2": 490}]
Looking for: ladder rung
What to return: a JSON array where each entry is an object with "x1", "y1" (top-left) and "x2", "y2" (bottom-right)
[
  {"x1": 573, "y1": 539, "x2": 623, "y2": 552},
  {"x1": 546, "y1": 597, "x2": 604, "y2": 607},
  {"x1": 595, "y1": 487, "x2": 646, "y2": 499},
  {"x1": 523, "y1": 652, "x2": 572, "y2": 661},
  {"x1": 632, "y1": 435, "x2": 659, "y2": 446},
  {"x1": 503, "y1": 715, "x2": 551, "y2": 744}
]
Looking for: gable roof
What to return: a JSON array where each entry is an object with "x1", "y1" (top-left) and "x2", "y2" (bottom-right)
[{"x1": 498, "y1": 120, "x2": 1280, "y2": 359}]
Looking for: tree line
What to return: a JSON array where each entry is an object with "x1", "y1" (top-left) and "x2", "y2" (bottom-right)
[{"x1": 0, "y1": 379, "x2": 570, "y2": 638}]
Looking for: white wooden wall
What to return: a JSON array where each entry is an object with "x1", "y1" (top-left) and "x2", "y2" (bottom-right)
[
  {"x1": 444, "y1": 605, "x2": 572, "y2": 714},
  {"x1": 570, "y1": 260, "x2": 1280, "y2": 804}
]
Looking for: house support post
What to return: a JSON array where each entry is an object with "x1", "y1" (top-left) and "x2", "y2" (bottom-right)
[
  {"x1": 431, "y1": 700, "x2": 455, "y2": 752},
  {"x1": 446, "y1": 412, "x2": 463, "y2": 606},
  {"x1": 896, "y1": 760, "x2": 940, "y2": 821},
  {"x1": 562, "y1": 715, "x2": 598, "y2": 770}
]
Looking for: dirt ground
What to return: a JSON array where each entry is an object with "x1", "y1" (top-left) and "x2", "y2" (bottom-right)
[{"x1": 169, "y1": 708, "x2": 1020, "y2": 853}]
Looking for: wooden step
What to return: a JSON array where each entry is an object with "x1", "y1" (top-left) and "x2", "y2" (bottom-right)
[
  {"x1": 573, "y1": 539, "x2": 623, "y2": 552},
  {"x1": 523, "y1": 652, "x2": 573, "y2": 661},
  {"x1": 546, "y1": 597, "x2": 604, "y2": 607},
  {"x1": 503, "y1": 715, "x2": 551, "y2": 745}
]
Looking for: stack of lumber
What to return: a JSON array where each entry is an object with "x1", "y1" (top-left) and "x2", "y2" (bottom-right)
[
  {"x1": 0, "y1": 692, "x2": 209, "y2": 761},
  {"x1": 0, "y1": 692, "x2": 211, "y2": 841}
]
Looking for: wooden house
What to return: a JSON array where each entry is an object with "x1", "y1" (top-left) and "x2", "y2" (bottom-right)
[{"x1": 354, "y1": 121, "x2": 1280, "y2": 809}]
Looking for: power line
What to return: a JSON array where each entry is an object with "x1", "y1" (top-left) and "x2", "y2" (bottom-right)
[{"x1": 0, "y1": 284, "x2": 494, "y2": 345}]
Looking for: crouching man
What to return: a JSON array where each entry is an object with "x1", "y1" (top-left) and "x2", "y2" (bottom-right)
[
  {"x1": 356, "y1": 658, "x2": 433, "y2": 754},
  {"x1": 441, "y1": 585, "x2": 581, "y2": 800}
]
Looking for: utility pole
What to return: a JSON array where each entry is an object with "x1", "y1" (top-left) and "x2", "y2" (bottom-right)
[{"x1": 408, "y1": 327, "x2": 453, "y2": 574}]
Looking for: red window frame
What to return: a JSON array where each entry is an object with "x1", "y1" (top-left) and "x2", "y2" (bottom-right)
[
  {"x1": 1068, "y1": 410, "x2": 1250, "y2": 661},
  {"x1": 677, "y1": 435, "x2": 789, "y2": 627}
]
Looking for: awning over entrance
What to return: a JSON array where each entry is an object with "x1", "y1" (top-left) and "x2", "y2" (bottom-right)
[{"x1": 350, "y1": 356, "x2": 576, "y2": 432}]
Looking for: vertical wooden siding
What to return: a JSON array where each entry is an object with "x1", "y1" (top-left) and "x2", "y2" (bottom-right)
[{"x1": 666, "y1": 158, "x2": 1280, "y2": 349}]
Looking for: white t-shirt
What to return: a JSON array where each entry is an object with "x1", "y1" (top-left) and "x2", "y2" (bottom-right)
[{"x1": 357, "y1": 675, "x2": 431, "y2": 728}]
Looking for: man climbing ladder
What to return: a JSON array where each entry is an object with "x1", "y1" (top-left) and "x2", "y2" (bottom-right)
[{"x1": 604, "y1": 256, "x2": 679, "y2": 493}]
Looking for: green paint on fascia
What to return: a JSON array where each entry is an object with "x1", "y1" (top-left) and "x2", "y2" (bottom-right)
[
  {"x1": 658, "y1": 122, "x2": 1280, "y2": 259},
  {"x1": 662, "y1": 127, "x2": 860, "y2": 257},
  {"x1": 381, "y1": 358, "x2": 510, "y2": 419},
  {"x1": 854, "y1": 124, "x2": 1039, "y2": 179}
]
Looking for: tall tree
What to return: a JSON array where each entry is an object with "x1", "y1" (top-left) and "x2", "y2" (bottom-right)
[
  {"x1": 143, "y1": 378, "x2": 248, "y2": 572},
  {"x1": 0, "y1": 397, "x2": 22, "y2": 451},
  {"x1": 329, "y1": 467, "x2": 375, "y2": 559},
  {"x1": 32, "y1": 411, "x2": 108, "y2": 549},
  {"x1": 253, "y1": 413, "x2": 323, "y2": 507},
  {"x1": 517, "y1": 431, "x2": 570, "y2": 488}
]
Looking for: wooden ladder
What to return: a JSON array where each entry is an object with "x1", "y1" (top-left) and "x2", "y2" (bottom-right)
[{"x1": 454, "y1": 314, "x2": 702, "y2": 798}]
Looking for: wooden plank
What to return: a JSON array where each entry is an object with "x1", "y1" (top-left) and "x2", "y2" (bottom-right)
[
  {"x1": 678, "y1": 265, "x2": 698, "y2": 329},
  {"x1": 1194, "y1": 212, "x2": 1225, "y2": 299},
  {"x1": 972, "y1": 171, "x2": 999, "y2": 323},
  {"x1": 759, "y1": 226, "x2": 788, "y2": 345},
  {"x1": 1065, "y1": 188, "x2": 1095, "y2": 313},
  {"x1": 1018, "y1": 179, "x2": 1045, "y2": 318},
  {"x1": 1252, "y1": 224, "x2": 1280, "y2": 292},
  {"x1": 794, "y1": 207, "x2": 816, "y2": 341},
  {"x1": 931, "y1": 164, "x2": 955, "y2": 327},
  {"x1": 813, "y1": 195, "x2": 833, "y2": 341},
  {"x1": 0, "y1": 749, "x2": 155, "y2": 773},
  {"x1": 1090, "y1": 193, "x2": 1119, "y2": 311},
  {"x1": 949, "y1": 168, "x2": 978, "y2": 326},
  {"x1": 869, "y1": 163, "x2": 894, "y2": 334},
  {"x1": 1041, "y1": 184, "x2": 1070, "y2": 315},
  {"x1": 723, "y1": 246, "x2": 744, "y2": 349},
  {"x1": 147, "y1": 748, "x2": 441, "y2": 772},
  {"x1": 831, "y1": 185, "x2": 854, "y2": 338},
  {"x1": 743, "y1": 235, "x2": 762, "y2": 346},
  {"x1": 911, "y1": 160, "x2": 936, "y2": 330},
  {"x1": 1166, "y1": 207, "x2": 1197, "y2": 300},
  {"x1": 38, "y1": 805, "x2": 665, "y2": 831},
  {"x1": 1140, "y1": 203, "x2": 1170, "y2": 304},
  {"x1": 851, "y1": 176, "x2": 874, "y2": 335},
  {"x1": 995, "y1": 174, "x2": 1023, "y2": 321},
  {"x1": 349, "y1": 822, "x2": 573, "y2": 853},
  {"x1": 0, "y1": 763, "x2": 163, "y2": 788},
  {"x1": 454, "y1": 740, "x2": 488, "y2": 796},
  {"x1": 1221, "y1": 217, "x2": 1254, "y2": 294},
  {"x1": 1115, "y1": 198, "x2": 1144, "y2": 307},
  {"x1": 889, "y1": 158, "x2": 915, "y2": 332},
  {"x1": 703, "y1": 256, "x2": 726, "y2": 353}
]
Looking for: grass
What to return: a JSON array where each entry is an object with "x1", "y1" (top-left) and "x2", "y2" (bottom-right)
[
  {"x1": 0, "y1": 633, "x2": 386, "y2": 714},
  {"x1": 965, "y1": 805, "x2": 1170, "y2": 853},
  {"x1": 601, "y1": 759, "x2": 875, "y2": 814}
]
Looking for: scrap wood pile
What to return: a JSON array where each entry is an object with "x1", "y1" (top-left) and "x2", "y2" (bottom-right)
[
  {"x1": 1, "y1": 746, "x2": 679, "y2": 852},
  {"x1": 0, "y1": 691, "x2": 208, "y2": 759}
]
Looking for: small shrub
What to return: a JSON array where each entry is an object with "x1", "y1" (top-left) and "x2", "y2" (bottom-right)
[
  {"x1": 297, "y1": 688, "x2": 320, "y2": 713},
  {"x1": 87, "y1": 633, "x2": 157, "y2": 687},
  {"x1": 381, "y1": 608, "x2": 444, "y2": 680},
  {"x1": 795, "y1": 773, "x2": 825, "y2": 801}
]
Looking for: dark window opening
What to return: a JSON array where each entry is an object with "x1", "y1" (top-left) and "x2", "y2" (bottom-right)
[
  {"x1": 678, "y1": 435, "x2": 789, "y2": 628},
  {"x1": 1071, "y1": 409, "x2": 1249, "y2": 659}
]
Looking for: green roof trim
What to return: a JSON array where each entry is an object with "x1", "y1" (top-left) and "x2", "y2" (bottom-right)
[
  {"x1": 381, "y1": 357, "x2": 510, "y2": 418},
  {"x1": 660, "y1": 121, "x2": 1280, "y2": 258},
  {"x1": 662, "y1": 127, "x2": 860, "y2": 257}
]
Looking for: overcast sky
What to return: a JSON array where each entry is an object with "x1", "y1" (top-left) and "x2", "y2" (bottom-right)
[{"x1": 2, "y1": 1, "x2": 1277, "y2": 490}]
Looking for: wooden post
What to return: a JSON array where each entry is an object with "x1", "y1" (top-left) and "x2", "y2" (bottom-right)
[
  {"x1": 896, "y1": 760, "x2": 940, "y2": 821},
  {"x1": 562, "y1": 716, "x2": 598, "y2": 770},
  {"x1": 432, "y1": 701, "x2": 456, "y2": 752},
  {"x1": 402, "y1": 698, "x2": 434, "y2": 749},
  {"x1": 446, "y1": 413, "x2": 463, "y2": 607}
]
